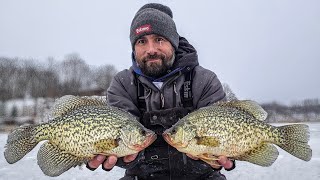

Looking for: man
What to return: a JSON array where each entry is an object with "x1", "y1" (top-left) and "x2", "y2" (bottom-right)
[{"x1": 87, "y1": 3, "x2": 235, "y2": 180}]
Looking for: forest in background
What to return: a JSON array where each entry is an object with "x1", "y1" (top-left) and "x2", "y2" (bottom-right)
[
  {"x1": 0, "y1": 55, "x2": 319, "y2": 128},
  {"x1": 0, "y1": 54, "x2": 117, "y2": 101}
]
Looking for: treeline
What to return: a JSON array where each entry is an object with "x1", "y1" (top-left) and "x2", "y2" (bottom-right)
[
  {"x1": 262, "y1": 99, "x2": 320, "y2": 122},
  {"x1": 0, "y1": 54, "x2": 117, "y2": 101},
  {"x1": 222, "y1": 84, "x2": 320, "y2": 122}
]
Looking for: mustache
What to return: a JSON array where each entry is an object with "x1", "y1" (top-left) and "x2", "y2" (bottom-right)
[{"x1": 142, "y1": 54, "x2": 166, "y2": 63}]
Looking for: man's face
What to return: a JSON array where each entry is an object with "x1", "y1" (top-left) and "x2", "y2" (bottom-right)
[{"x1": 134, "y1": 34, "x2": 175, "y2": 78}]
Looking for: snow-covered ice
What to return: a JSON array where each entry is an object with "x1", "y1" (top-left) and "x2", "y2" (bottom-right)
[{"x1": 0, "y1": 122, "x2": 319, "y2": 180}]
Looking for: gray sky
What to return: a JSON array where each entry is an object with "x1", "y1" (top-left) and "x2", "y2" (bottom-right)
[{"x1": 1, "y1": 0, "x2": 319, "y2": 105}]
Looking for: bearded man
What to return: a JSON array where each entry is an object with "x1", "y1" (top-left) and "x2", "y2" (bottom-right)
[{"x1": 87, "y1": 3, "x2": 235, "y2": 180}]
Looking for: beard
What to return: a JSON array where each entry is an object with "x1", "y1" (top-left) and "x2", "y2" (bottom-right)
[{"x1": 136, "y1": 52, "x2": 175, "y2": 78}]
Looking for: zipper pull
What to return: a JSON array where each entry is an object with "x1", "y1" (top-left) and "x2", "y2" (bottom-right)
[{"x1": 160, "y1": 93, "x2": 165, "y2": 108}]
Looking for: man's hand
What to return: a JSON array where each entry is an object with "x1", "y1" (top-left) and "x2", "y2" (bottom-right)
[
  {"x1": 186, "y1": 154, "x2": 234, "y2": 170},
  {"x1": 86, "y1": 153, "x2": 138, "y2": 171}
]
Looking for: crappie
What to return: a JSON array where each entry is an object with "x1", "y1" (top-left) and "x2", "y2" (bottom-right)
[
  {"x1": 4, "y1": 95, "x2": 156, "y2": 177},
  {"x1": 163, "y1": 100, "x2": 312, "y2": 167}
]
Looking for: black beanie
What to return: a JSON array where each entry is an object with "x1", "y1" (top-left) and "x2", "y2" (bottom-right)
[{"x1": 130, "y1": 3, "x2": 179, "y2": 50}]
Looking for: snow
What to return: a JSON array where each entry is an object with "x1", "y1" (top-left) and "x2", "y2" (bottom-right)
[{"x1": 0, "y1": 122, "x2": 319, "y2": 180}]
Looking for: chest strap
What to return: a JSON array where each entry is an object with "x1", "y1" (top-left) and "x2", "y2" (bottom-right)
[
  {"x1": 180, "y1": 68, "x2": 193, "y2": 108},
  {"x1": 136, "y1": 68, "x2": 193, "y2": 111},
  {"x1": 137, "y1": 76, "x2": 147, "y2": 112}
]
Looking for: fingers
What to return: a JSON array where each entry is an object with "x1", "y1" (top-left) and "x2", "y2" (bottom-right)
[
  {"x1": 102, "y1": 155, "x2": 118, "y2": 171},
  {"x1": 86, "y1": 155, "x2": 117, "y2": 171},
  {"x1": 123, "y1": 153, "x2": 138, "y2": 163},
  {"x1": 87, "y1": 155, "x2": 106, "y2": 170},
  {"x1": 217, "y1": 156, "x2": 234, "y2": 170},
  {"x1": 86, "y1": 153, "x2": 139, "y2": 172}
]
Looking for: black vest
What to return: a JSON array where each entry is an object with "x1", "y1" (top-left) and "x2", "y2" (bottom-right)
[{"x1": 124, "y1": 69, "x2": 223, "y2": 179}]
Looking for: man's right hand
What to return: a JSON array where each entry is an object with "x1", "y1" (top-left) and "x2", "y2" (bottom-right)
[{"x1": 87, "y1": 153, "x2": 138, "y2": 171}]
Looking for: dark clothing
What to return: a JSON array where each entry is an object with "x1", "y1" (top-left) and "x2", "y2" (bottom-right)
[
  {"x1": 107, "y1": 37, "x2": 225, "y2": 117},
  {"x1": 107, "y1": 37, "x2": 226, "y2": 180},
  {"x1": 120, "y1": 170, "x2": 226, "y2": 180}
]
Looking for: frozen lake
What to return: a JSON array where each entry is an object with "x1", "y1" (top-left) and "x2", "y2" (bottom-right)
[{"x1": 0, "y1": 122, "x2": 319, "y2": 180}]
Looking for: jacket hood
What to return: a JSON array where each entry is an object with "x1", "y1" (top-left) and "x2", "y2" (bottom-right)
[
  {"x1": 171, "y1": 36, "x2": 199, "y2": 69},
  {"x1": 131, "y1": 36, "x2": 199, "y2": 81}
]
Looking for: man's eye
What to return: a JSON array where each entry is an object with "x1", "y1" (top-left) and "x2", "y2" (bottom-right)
[
  {"x1": 156, "y1": 38, "x2": 164, "y2": 42},
  {"x1": 137, "y1": 39, "x2": 145, "y2": 44}
]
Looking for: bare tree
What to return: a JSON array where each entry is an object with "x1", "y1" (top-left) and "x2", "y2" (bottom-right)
[
  {"x1": 93, "y1": 64, "x2": 117, "y2": 90},
  {"x1": 0, "y1": 57, "x2": 20, "y2": 100},
  {"x1": 1, "y1": 54, "x2": 118, "y2": 99},
  {"x1": 58, "y1": 53, "x2": 92, "y2": 95},
  {"x1": 222, "y1": 83, "x2": 238, "y2": 101}
]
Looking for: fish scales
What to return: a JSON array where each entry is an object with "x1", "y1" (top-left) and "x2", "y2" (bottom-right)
[
  {"x1": 4, "y1": 95, "x2": 156, "y2": 177},
  {"x1": 33, "y1": 107, "x2": 125, "y2": 156},
  {"x1": 163, "y1": 100, "x2": 312, "y2": 167},
  {"x1": 186, "y1": 106, "x2": 278, "y2": 156}
]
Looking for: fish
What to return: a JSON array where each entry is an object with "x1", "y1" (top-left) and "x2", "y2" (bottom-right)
[
  {"x1": 4, "y1": 95, "x2": 156, "y2": 177},
  {"x1": 163, "y1": 100, "x2": 312, "y2": 167}
]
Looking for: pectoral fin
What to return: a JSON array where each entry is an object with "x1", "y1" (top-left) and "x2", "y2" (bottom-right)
[
  {"x1": 198, "y1": 154, "x2": 221, "y2": 167},
  {"x1": 37, "y1": 142, "x2": 88, "y2": 177},
  {"x1": 200, "y1": 158, "x2": 221, "y2": 167},
  {"x1": 196, "y1": 136, "x2": 220, "y2": 147},
  {"x1": 235, "y1": 143, "x2": 279, "y2": 167},
  {"x1": 94, "y1": 138, "x2": 119, "y2": 152}
]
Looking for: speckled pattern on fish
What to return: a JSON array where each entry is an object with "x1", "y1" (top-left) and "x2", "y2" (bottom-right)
[
  {"x1": 163, "y1": 100, "x2": 312, "y2": 167},
  {"x1": 4, "y1": 95, "x2": 156, "y2": 177}
]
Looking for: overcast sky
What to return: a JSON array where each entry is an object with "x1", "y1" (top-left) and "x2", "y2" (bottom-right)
[{"x1": 1, "y1": 0, "x2": 319, "y2": 105}]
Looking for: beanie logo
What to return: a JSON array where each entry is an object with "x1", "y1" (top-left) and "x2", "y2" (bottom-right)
[{"x1": 135, "y1": 24, "x2": 152, "y2": 35}]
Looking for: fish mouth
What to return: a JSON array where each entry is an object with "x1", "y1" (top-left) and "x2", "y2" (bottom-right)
[
  {"x1": 162, "y1": 133, "x2": 188, "y2": 148},
  {"x1": 131, "y1": 132, "x2": 157, "y2": 151}
]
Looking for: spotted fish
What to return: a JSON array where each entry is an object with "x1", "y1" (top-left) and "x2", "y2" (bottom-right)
[
  {"x1": 163, "y1": 100, "x2": 312, "y2": 167},
  {"x1": 4, "y1": 95, "x2": 156, "y2": 176}
]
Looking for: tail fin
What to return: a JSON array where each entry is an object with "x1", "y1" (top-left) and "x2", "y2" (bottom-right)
[
  {"x1": 4, "y1": 125, "x2": 39, "y2": 164},
  {"x1": 277, "y1": 124, "x2": 312, "y2": 161}
]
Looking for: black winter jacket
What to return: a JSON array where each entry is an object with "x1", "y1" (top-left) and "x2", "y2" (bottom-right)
[{"x1": 107, "y1": 37, "x2": 226, "y2": 180}]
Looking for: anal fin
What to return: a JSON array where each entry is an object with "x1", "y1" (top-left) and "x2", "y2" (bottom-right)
[
  {"x1": 235, "y1": 143, "x2": 279, "y2": 167},
  {"x1": 37, "y1": 142, "x2": 88, "y2": 177}
]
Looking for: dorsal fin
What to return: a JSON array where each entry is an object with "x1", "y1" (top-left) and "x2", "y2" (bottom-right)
[
  {"x1": 217, "y1": 100, "x2": 268, "y2": 121},
  {"x1": 51, "y1": 95, "x2": 107, "y2": 118}
]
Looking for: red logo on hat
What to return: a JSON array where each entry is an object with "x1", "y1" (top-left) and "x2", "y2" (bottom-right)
[{"x1": 135, "y1": 24, "x2": 152, "y2": 35}]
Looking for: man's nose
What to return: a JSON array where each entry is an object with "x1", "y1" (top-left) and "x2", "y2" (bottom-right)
[{"x1": 146, "y1": 42, "x2": 158, "y2": 54}]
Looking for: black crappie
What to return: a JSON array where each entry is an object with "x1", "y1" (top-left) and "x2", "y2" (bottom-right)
[
  {"x1": 163, "y1": 100, "x2": 312, "y2": 167},
  {"x1": 4, "y1": 95, "x2": 156, "y2": 177}
]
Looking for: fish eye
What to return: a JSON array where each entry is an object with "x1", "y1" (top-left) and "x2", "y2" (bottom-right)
[
  {"x1": 171, "y1": 128, "x2": 177, "y2": 134},
  {"x1": 140, "y1": 129, "x2": 146, "y2": 136}
]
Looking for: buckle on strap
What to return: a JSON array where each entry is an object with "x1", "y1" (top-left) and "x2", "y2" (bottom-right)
[{"x1": 150, "y1": 155, "x2": 159, "y2": 160}]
